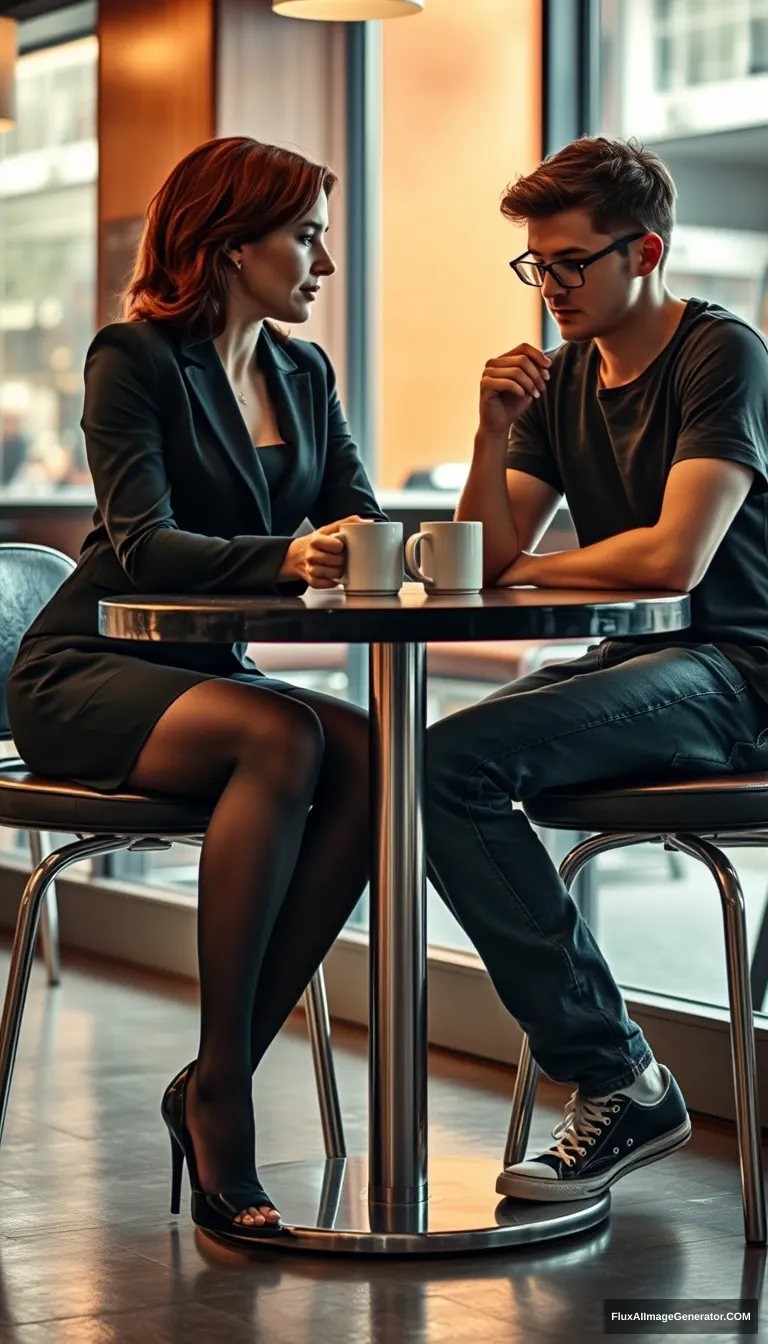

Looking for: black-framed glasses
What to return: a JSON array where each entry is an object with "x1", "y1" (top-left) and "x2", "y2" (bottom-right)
[{"x1": 509, "y1": 232, "x2": 646, "y2": 288}]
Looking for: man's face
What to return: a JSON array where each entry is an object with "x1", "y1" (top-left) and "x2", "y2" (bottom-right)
[{"x1": 525, "y1": 209, "x2": 648, "y2": 342}]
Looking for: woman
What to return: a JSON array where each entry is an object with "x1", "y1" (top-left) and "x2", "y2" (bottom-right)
[{"x1": 7, "y1": 136, "x2": 384, "y2": 1243}]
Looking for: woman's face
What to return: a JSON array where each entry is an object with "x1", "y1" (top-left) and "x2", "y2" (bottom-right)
[{"x1": 229, "y1": 191, "x2": 336, "y2": 324}]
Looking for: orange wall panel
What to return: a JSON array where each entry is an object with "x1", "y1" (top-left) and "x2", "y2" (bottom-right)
[
  {"x1": 98, "y1": 0, "x2": 215, "y2": 324},
  {"x1": 381, "y1": 0, "x2": 542, "y2": 487}
]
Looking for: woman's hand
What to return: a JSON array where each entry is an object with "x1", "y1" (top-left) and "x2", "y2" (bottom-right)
[
  {"x1": 479, "y1": 343, "x2": 551, "y2": 438},
  {"x1": 278, "y1": 516, "x2": 363, "y2": 588}
]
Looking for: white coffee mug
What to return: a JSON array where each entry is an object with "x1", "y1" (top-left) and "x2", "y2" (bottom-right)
[
  {"x1": 405, "y1": 520, "x2": 483, "y2": 593},
  {"x1": 338, "y1": 520, "x2": 404, "y2": 595}
]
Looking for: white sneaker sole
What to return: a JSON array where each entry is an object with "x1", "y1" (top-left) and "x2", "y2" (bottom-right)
[{"x1": 495, "y1": 1117, "x2": 692, "y2": 1202}]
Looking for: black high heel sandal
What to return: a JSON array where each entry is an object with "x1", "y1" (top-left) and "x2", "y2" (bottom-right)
[{"x1": 161, "y1": 1061, "x2": 286, "y2": 1243}]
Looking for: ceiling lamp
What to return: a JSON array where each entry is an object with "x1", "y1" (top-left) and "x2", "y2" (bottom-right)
[
  {"x1": 273, "y1": 1, "x2": 423, "y2": 18},
  {"x1": 0, "y1": 18, "x2": 16, "y2": 131}
]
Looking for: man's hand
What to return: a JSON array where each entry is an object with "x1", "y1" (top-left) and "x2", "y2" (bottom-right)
[
  {"x1": 479, "y1": 343, "x2": 552, "y2": 438},
  {"x1": 279, "y1": 516, "x2": 363, "y2": 588},
  {"x1": 457, "y1": 343, "x2": 560, "y2": 584}
]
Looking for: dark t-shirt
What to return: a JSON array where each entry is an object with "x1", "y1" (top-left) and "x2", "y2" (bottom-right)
[{"x1": 506, "y1": 298, "x2": 768, "y2": 702}]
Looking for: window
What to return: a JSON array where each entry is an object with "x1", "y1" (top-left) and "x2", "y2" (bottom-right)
[
  {"x1": 603, "y1": 0, "x2": 768, "y2": 138},
  {"x1": 602, "y1": 0, "x2": 768, "y2": 337},
  {"x1": 378, "y1": 0, "x2": 541, "y2": 490},
  {"x1": 0, "y1": 36, "x2": 97, "y2": 493},
  {"x1": 650, "y1": 0, "x2": 768, "y2": 90}
]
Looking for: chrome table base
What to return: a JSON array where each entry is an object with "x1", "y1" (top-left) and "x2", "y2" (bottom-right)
[{"x1": 253, "y1": 1157, "x2": 611, "y2": 1255}]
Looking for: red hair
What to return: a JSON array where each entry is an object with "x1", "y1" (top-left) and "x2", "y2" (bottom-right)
[{"x1": 123, "y1": 136, "x2": 337, "y2": 338}]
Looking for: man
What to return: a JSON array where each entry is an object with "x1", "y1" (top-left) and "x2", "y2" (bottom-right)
[{"x1": 426, "y1": 135, "x2": 768, "y2": 1202}]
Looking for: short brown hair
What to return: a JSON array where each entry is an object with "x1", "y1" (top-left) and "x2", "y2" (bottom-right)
[
  {"x1": 501, "y1": 136, "x2": 676, "y2": 261},
  {"x1": 124, "y1": 136, "x2": 337, "y2": 338}
]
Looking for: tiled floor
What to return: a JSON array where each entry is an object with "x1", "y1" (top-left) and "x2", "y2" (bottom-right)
[{"x1": 0, "y1": 947, "x2": 764, "y2": 1343}]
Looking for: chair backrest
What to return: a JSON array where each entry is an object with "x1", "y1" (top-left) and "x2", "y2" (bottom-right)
[{"x1": 0, "y1": 543, "x2": 76, "y2": 738}]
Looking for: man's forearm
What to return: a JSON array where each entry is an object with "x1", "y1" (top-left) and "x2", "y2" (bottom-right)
[
  {"x1": 456, "y1": 432, "x2": 520, "y2": 582},
  {"x1": 496, "y1": 525, "x2": 687, "y2": 591}
]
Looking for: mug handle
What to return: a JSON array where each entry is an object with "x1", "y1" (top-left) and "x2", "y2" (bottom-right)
[{"x1": 405, "y1": 532, "x2": 434, "y2": 586}]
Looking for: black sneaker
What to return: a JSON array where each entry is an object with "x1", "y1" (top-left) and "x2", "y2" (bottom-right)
[{"x1": 496, "y1": 1065, "x2": 691, "y2": 1202}]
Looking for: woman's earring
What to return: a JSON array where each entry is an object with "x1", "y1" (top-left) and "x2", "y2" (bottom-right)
[{"x1": 234, "y1": 258, "x2": 242, "y2": 271}]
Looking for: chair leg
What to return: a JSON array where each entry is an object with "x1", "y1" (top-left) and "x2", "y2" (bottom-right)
[
  {"x1": 503, "y1": 1037, "x2": 541, "y2": 1167},
  {"x1": 28, "y1": 831, "x2": 61, "y2": 988},
  {"x1": 500, "y1": 830, "x2": 646, "y2": 1171},
  {"x1": 0, "y1": 834, "x2": 130, "y2": 1146},
  {"x1": 304, "y1": 966, "x2": 346, "y2": 1159},
  {"x1": 671, "y1": 835, "x2": 766, "y2": 1246},
  {"x1": 572, "y1": 830, "x2": 599, "y2": 933}
]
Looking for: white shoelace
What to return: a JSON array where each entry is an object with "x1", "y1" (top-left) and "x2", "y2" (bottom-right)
[{"x1": 547, "y1": 1090, "x2": 615, "y2": 1166}]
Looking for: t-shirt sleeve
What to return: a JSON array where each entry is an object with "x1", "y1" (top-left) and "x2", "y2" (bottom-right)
[
  {"x1": 505, "y1": 393, "x2": 563, "y2": 492},
  {"x1": 673, "y1": 320, "x2": 768, "y2": 493}
]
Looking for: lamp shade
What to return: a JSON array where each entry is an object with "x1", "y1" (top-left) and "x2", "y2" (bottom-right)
[
  {"x1": 273, "y1": 0, "x2": 423, "y2": 18},
  {"x1": 0, "y1": 18, "x2": 16, "y2": 132}
]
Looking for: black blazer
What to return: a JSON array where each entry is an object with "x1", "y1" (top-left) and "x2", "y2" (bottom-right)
[
  {"x1": 7, "y1": 320, "x2": 387, "y2": 788},
  {"x1": 17, "y1": 319, "x2": 386, "y2": 653}
]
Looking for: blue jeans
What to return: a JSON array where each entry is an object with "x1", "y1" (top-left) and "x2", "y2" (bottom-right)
[{"x1": 425, "y1": 641, "x2": 768, "y2": 1095}]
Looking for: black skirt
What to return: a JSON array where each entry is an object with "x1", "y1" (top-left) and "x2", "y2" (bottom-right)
[{"x1": 6, "y1": 634, "x2": 299, "y2": 793}]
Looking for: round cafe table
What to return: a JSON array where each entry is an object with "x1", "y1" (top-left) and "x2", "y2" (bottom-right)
[{"x1": 99, "y1": 583, "x2": 690, "y2": 1255}]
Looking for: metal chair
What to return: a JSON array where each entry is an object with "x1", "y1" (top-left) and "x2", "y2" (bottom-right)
[
  {"x1": 499, "y1": 775, "x2": 768, "y2": 1244},
  {"x1": 0, "y1": 543, "x2": 345, "y2": 1159}
]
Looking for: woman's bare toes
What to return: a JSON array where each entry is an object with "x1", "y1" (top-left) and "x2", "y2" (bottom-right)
[
  {"x1": 235, "y1": 1208, "x2": 260, "y2": 1225},
  {"x1": 233, "y1": 1205, "x2": 280, "y2": 1226}
]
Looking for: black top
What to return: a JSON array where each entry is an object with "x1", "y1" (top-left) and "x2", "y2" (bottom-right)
[
  {"x1": 256, "y1": 444, "x2": 289, "y2": 498},
  {"x1": 12, "y1": 319, "x2": 386, "y2": 674},
  {"x1": 99, "y1": 586, "x2": 690, "y2": 645},
  {"x1": 507, "y1": 298, "x2": 768, "y2": 701}
]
